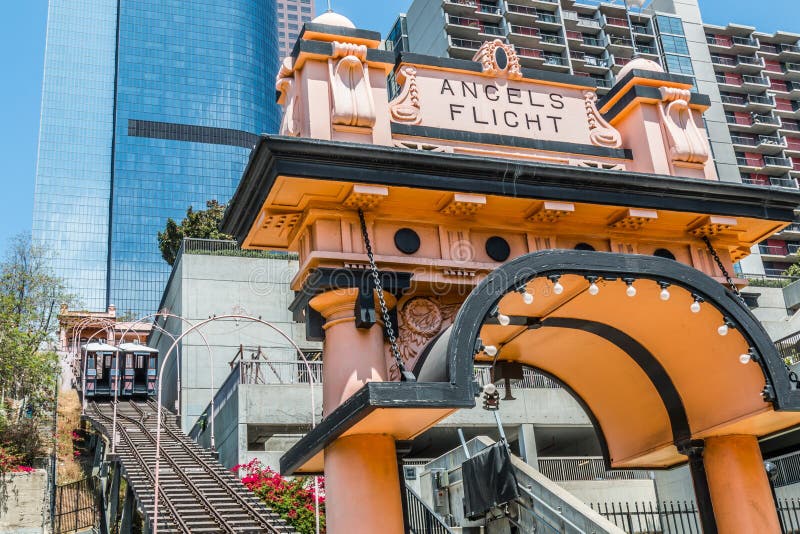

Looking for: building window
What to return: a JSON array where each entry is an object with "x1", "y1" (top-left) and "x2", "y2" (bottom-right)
[
  {"x1": 664, "y1": 54, "x2": 695, "y2": 75},
  {"x1": 661, "y1": 35, "x2": 689, "y2": 55},
  {"x1": 656, "y1": 15, "x2": 685, "y2": 36},
  {"x1": 653, "y1": 248, "x2": 676, "y2": 261}
]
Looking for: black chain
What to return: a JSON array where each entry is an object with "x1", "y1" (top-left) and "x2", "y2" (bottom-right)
[
  {"x1": 701, "y1": 236, "x2": 746, "y2": 306},
  {"x1": 358, "y1": 209, "x2": 415, "y2": 382}
]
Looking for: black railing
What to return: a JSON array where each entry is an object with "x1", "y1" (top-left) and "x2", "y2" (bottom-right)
[
  {"x1": 776, "y1": 329, "x2": 800, "y2": 364},
  {"x1": 406, "y1": 487, "x2": 452, "y2": 534},
  {"x1": 592, "y1": 501, "x2": 701, "y2": 534},
  {"x1": 54, "y1": 478, "x2": 100, "y2": 534},
  {"x1": 778, "y1": 498, "x2": 800, "y2": 531}
]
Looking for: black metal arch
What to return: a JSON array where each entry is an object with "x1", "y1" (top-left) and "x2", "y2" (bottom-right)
[{"x1": 445, "y1": 249, "x2": 800, "y2": 416}]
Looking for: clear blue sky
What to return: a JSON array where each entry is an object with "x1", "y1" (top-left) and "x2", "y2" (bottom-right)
[{"x1": 0, "y1": 0, "x2": 797, "y2": 248}]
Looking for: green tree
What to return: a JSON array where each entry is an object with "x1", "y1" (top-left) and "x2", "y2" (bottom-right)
[
  {"x1": 0, "y1": 233, "x2": 67, "y2": 424},
  {"x1": 157, "y1": 200, "x2": 232, "y2": 266}
]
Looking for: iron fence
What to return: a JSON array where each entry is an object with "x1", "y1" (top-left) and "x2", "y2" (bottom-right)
[
  {"x1": 592, "y1": 501, "x2": 701, "y2": 534},
  {"x1": 772, "y1": 450, "x2": 800, "y2": 487},
  {"x1": 239, "y1": 359, "x2": 324, "y2": 385},
  {"x1": 538, "y1": 457, "x2": 652, "y2": 482},
  {"x1": 181, "y1": 238, "x2": 298, "y2": 260},
  {"x1": 54, "y1": 478, "x2": 100, "y2": 534},
  {"x1": 473, "y1": 365, "x2": 561, "y2": 389}
]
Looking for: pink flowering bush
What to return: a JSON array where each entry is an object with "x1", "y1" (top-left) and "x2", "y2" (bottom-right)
[{"x1": 233, "y1": 459, "x2": 325, "y2": 534}]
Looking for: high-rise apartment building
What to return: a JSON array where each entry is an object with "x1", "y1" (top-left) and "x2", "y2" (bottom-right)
[
  {"x1": 398, "y1": 0, "x2": 740, "y2": 182},
  {"x1": 704, "y1": 24, "x2": 800, "y2": 276},
  {"x1": 277, "y1": 0, "x2": 316, "y2": 58},
  {"x1": 33, "y1": 0, "x2": 281, "y2": 316}
]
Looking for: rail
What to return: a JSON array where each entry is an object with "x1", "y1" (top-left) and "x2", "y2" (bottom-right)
[
  {"x1": 240, "y1": 359, "x2": 324, "y2": 385},
  {"x1": 473, "y1": 364, "x2": 561, "y2": 389},
  {"x1": 591, "y1": 501, "x2": 701, "y2": 533},
  {"x1": 771, "y1": 449, "x2": 800, "y2": 487},
  {"x1": 180, "y1": 237, "x2": 298, "y2": 261},
  {"x1": 406, "y1": 486, "x2": 453, "y2": 534},
  {"x1": 775, "y1": 330, "x2": 800, "y2": 365},
  {"x1": 538, "y1": 457, "x2": 652, "y2": 482}
]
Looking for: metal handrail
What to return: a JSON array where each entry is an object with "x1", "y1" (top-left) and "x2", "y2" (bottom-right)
[
  {"x1": 517, "y1": 483, "x2": 587, "y2": 534},
  {"x1": 406, "y1": 487, "x2": 453, "y2": 533},
  {"x1": 538, "y1": 457, "x2": 652, "y2": 482}
]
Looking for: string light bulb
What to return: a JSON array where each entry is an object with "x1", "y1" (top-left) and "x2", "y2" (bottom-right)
[
  {"x1": 739, "y1": 352, "x2": 752, "y2": 365},
  {"x1": 586, "y1": 276, "x2": 600, "y2": 296},
  {"x1": 658, "y1": 282, "x2": 671, "y2": 301},
  {"x1": 690, "y1": 295, "x2": 703, "y2": 314},
  {"x1": 483, "y1": 345, "x2": 498, "y2": 357},
  {"x1": 718, "y1": 321, "x2": 730, "y2": 336},
  {"x1": 497, "y1": 312, "x2": 511, "y2": 326},
  {"x1": 624, "y1": 278, "x2": 636, "y2": 297},
  {"x1": 521, "y1": 289, "x2": 534, "y2": 305},
  {"x1": 549, "y1": 275, "x2": 564, "y2": 295}
]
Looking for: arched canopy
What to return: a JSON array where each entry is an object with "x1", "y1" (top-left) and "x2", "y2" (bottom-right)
[{"x1": 436, "y1": 250, "x2": 800, "y2": 468}]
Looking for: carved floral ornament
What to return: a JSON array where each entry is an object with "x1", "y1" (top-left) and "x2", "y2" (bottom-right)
[
  {"x1": 473, "y1": 39, "x2": 523, "y2": 80},
  {"x1": 276, "y1": 57, "x2": 302, "y2": 137},
  {"x1": 658, "y1": 87, "x2": 710, "y2": 165},
  {"x1": 389, "y1": 66, "x2": 421, "y2": 125},
  {"x1": 583, "y1": 91, "x2": 622, "y2": 149},
  {"x1": 329, "y1": 41, "x2": 376, "y2": 129}
]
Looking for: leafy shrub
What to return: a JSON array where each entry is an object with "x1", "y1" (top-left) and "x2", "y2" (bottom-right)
[
  {"x1": 0, "y1": 418, "x2": 45, "y2": 468},
  {"x1": 233, "y1": 459, "x2": 325, "y2": 534}
]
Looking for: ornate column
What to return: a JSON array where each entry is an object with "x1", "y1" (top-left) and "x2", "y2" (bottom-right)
[
  {"x1": 703, "y1": 435, "x2": 781, "y2": 533},
  {"x1": 310, "y1": 288, "x2": 404, "y2": 534}
]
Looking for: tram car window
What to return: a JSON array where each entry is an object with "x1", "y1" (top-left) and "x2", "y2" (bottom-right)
[
  {"x1": 118, "y1": 343, "x2": 159, "y2": 398},
  {"x1": 81, "y1": 342, "x2": 119, "y2": 399}
]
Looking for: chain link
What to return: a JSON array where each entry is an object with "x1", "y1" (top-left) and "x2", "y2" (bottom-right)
[
  {"x1": 358, "y1": 209, "x2": 414, "y2": 381},
  {"x1": 701, "y1": 236, "x2": 746, "y2": 306}
]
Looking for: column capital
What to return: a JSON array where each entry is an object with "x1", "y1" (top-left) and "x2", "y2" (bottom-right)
[{"x1": 310, "y1": 287, "x2": 397, "y2": 329}]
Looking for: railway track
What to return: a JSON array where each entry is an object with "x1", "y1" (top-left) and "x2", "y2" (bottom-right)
[{"x1": 87, "y1": 401, "x2": 295, "y2": 533}]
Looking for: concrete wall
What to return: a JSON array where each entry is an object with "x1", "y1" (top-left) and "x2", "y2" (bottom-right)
[
  {"x1": 152, "y1": 253, "x2": 321, "y2": 433},
  {"x1": 0, "y1": 470, "x2": 47, "y2": 534},
  {"x1": 744, "y1": 286, "x2": 800, "y2": 340},
  {"x1": 406, "y1": 0, "x2": 447, "y2": 57}
]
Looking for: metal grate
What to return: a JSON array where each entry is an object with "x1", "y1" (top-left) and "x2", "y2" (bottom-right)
[{"x1": 54, "y1": 478, "x2": 100, "y2": 534}]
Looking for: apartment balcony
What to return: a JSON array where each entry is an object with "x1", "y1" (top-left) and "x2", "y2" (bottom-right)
[
  {"x1": 562, "y1": 10, "x2": 601, "y2": 32},
  {"x1": 793, "y1": 160, "x2": 800, "y2": 177},
  {"x1": 631, "y1": 24, "x2": 653, "y2": 37},
  {"x1": 707, "y1": 34, "x2": 759, "y2": 54},
  {"x1": 635, "y1": 44, "x2": 659, "y2": 59},
  {"x1": 533, "y1": 10, "x2": 562, "y2": 30},
  {"x1": 573, "y1": 53, "x2": 611, "y2": 74},
  {"x1": 785, "y1": 62, "x2": 800, "y2": 81},
  {"x1": 603, "y1": 15, "x2": 629, "y2": 35},
  {"x1": 448, "y1": 36, "x2": 483, "y2": 59},
  {"x1": 504, "y1": 2, "x2": 537, "y2": 23},
  {"x1": 716, "y1": 73, "x2": 743, "y2": 92},
  {"x1": 789, "y1": 81, "x2": 800, "y2": 98},
  {"x1": 726, "y1": 113, "x2": 782, "y2": 133},
  {"x1": 763, "y1": 155, "x2": 795, "y2": 173},
  {"x1": 779, "y1": 43, "x2": 800, "y2": 61},
  {"x1": 542, "y1": 53, "x2": 570, "y2": 71},
  {"x1": 781, "y1": 119, "x2": 800, "y2": 136},
  {"x1": 508, "y1": 24, "x2": 541, "y2": 46},
  {"x1": 443, "y1": 0, "x2": 482, "y2": 17},
  {"x1": 742, "y1": 74, "x2": 771, "y2": 91},
  {"x1": 573, "y1": 35, "x2": 606, "y2": 52},
  {"x1": 711, "y1": 54, "x2": 738, "y2": 71},
  {"x1": 475, "y1": 2, "x2": 503, "y2": 19},
  {"x1": 760, "y1": 43, "x2": 780, "y2": 56},
  {"x1": 742, "y1": 175, "x2": 799, "y2": 189},
  {"x1": 786, "y1": 137, "x2": 800, "y2": 157},
  {"x1": 522, "y1": 0, "x2": 559, "y2": 7},
  {"x1": 736, "y1": 54, "x2": 766, "y2": 73},
  {"x1": 746, "y1": 93, "x2": 777, "y2": 112},
  {"x1": 775, "y1": 98, "x2": 800, "y2": 119},
  {"x1": 607, "y1": 35, "x2": 634, "y2": 56},
  {"x1": 478, "y1": 24, "x2": 506, "y2": 39},
  {"x1": 515, "y1": 46, "x2": 545, "y2": 68},
  {"x1": 445, "y1": 14, "x2": 482, "y2": 38},
  {"x1": 736, "y1": 154, "x2": 764, "y2": 171},
  {"x1": 732, "y1": 134, "x2": 788, "y2": 155},
  {"x1": 759, "y1": 243, "x2": 800, "y2": 259},
  {"x1": 612, "y1": 56, "x2": 631, "y2": 72},
  {"x1": 721, "y1": 93, "x2": 747, "y2": 110},
  {"x1": 538, "y1": 33, "x2": 566, "y2": 52}
]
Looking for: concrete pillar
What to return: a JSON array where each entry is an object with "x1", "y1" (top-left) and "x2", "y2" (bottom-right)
[
  {"x1": 518, "y1": 424, "x2": 538, "y2": 468},
  {"x1": 704, "y1": 435, "x2": 781, "y2": 534},
  {"x1": 310, "y1": 288, "x2": 404, "y2": 534}
]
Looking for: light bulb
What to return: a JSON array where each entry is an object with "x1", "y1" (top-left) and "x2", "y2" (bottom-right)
[
  {"x1": 626, "y1": 284, "x2": 637, "y2": 297},
  {"x1": 718, "y1": 324, "x2": 729, "y2": 336},
  {"x1": 553, "y1": 281, "x2": 564, "y2": 295},
  {"x1": 690, "y1": 301, "x2": 701, "y2": 313},
  {"x1": 483, "y1": 383, "x2": 497, "y2": 395},
  {"x1": 588, "y1": 283, "x2": 599, "y2": 296},
  {"x1": 484, "y1": 345, "x2": 498, "y2": 357},
  {"x1": 522, "y1": 291, "x2": 534, "y2": 305},
  {"x1": 660, "y1": 288, "x2": 670, "y2": 301},
  {"x1": 739, "y1": 352, "x2": 752, "y2": 365},
  {"x1": 497, "y1": 313, "x2": 511, "y2": 326}
]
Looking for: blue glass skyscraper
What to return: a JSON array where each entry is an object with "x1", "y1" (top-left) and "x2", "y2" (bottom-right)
[{"x1": 33, "y1": 0, "x2": 280, "y2": 315}]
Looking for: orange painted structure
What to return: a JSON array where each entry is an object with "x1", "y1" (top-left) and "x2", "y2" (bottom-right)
[{"x1": 221, "y1": 13, "x2": 800, "y2": 534}]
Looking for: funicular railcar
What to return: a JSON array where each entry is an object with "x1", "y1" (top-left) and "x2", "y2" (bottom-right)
[{"x1": 118, "y1": 343, "x2": 159, "y2": 397}]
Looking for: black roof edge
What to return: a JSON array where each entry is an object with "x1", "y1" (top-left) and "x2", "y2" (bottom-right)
[
  {"x1": 221, "y1": 135, "x2": 800, "y2": 243},
  {"x1": 602, "y1": 86, "x2": 711, "y2": 123},
  {"x1": 299, "y1": 22, "x2": 382, "y2": 42},
  {"x1": 598, "y1": 69, "x2": 696, "y2": 110}
]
